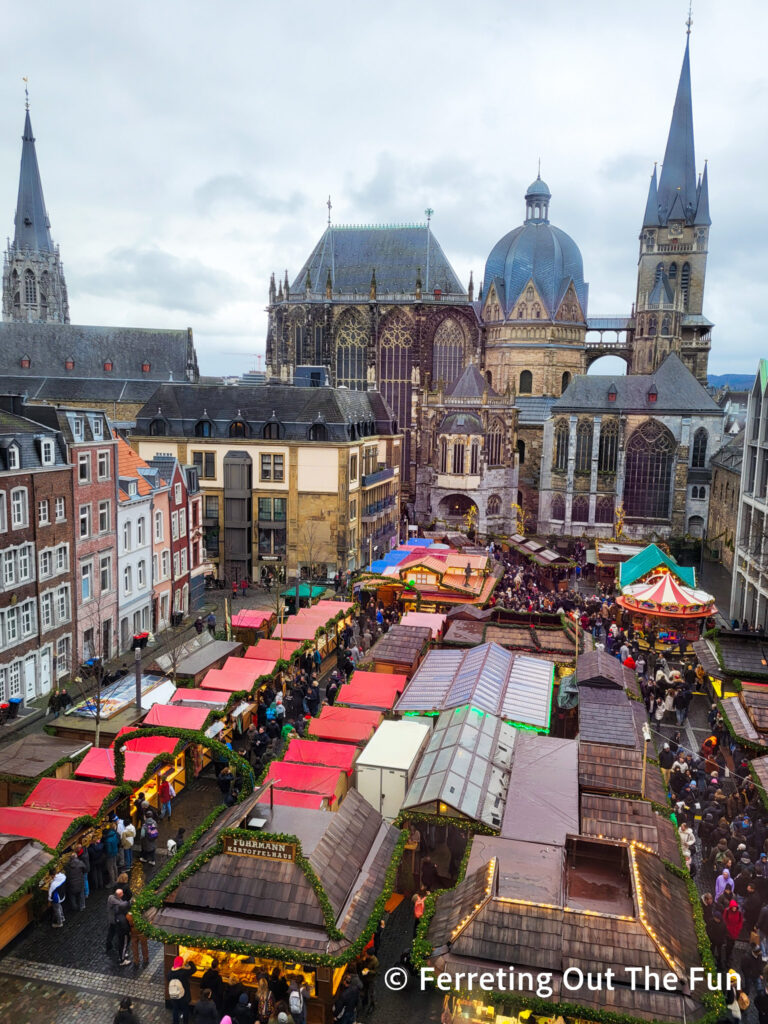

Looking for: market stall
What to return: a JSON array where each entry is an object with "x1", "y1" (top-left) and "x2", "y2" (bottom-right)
[
  {"x1": 0, "y1": 835, "x2": 50, "y2": 950},
  {"x1": 165, "y1": 640, "x2": 243, "y2": 686},
  {"x1": 336, "y1": 670, "x2": 407, "y2": 712},
  {"x1": 141, "y1": 788, "x2": 401, "y2": 1024},
  {"x1": 398, "y1": 611, "x2": 447, "y2": 639},
  {"x1": 307, "y1": 706, "x2": 382, "y2": 746},
  {"x1": 282, "y1": 739, "x2": 358, "y2": 774},
  {"x1": 231, "y1": 609, "x2": 277, "y2": 646},
  {"x1": 0, "y1": 734, "x2": 93, "y2": 807},
  {"x1": 75, "y1": 738, "x2": 186, "y2": 820},
  {"x1": 263, "y1": 762, "x2": 348, "y2": 809},
  {"x1": 355, "y1": 720, "x2": 430, "y2": 820},
  {"x1": 170, "y1": 688, "x2": 229, "y2": 708},
  {"x1": 0, "y1": 777, "x2": 116, "y2": 850},
  {"x1": 244, "y1": 638, "x2": 301, "y2": 663},
  {"x1": 142, "y1": 704, "x2": 211, "y2": 732},
  {"x1": 49, "y1": 672, "x2": 174, "y2": 746},
  {"x1": 617, "y1": 572, "x2": 717, "y2": 646},
  {"x1": 358, "y1": 624, "x2": 432, "y2": 679}
]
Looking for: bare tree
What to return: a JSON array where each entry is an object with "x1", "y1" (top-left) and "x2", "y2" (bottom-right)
[
  {"x1": 75, "y1": 589, "x2": 116, "y2": 748},
  {"x1": 298, "y1": 518, "x2": 332, "y2": 583}
]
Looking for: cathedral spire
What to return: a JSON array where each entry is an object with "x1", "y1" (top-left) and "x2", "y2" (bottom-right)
[
  {"x1": 657, "y1": 38, "x2": 698, "y2": 224},
  {"x1": 14, "y1": 105, "x2": 54, "y2": 253},
  {"x1": 695, "y1": 160, "x2": 711, "y2": 226},
  {"x1": 642, "y1": 165, "x2": 660, "y2": 227}
]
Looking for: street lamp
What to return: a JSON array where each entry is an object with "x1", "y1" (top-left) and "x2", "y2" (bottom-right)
[{"x1": 641, "y1": 721, "x2": 651, "y2": 798}]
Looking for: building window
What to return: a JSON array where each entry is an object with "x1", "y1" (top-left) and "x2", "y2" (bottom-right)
[
  {"x1": 350, "y1": 454, "x2": 358, "y2": 482},
  {"x1": 262, "y1": 422, "x2": 280, "y2": 440},
  {"x1": 81, "y1": 563, "x2": 93, "y2": 602},
  {"x1": 595, "y1": 496, "x2": 614, "y2": 524},
  {"x1": 100, "y1": 555, "x2": 112, "y2": 593},
  {"x1": 561, "y1": 372, "x2": 571, "y2": 393},
  {"x1": 519, "y1": 370, "x2": 533, "y2": 394},
  {"x1": 77, "y1": 504, "x2": 89, "y2": 539},
  {"x1": 137, "y1": 561, "x2": 145, "y2": 588},
  {"x1": 598, "y1": 419, "x2": 618, "y2": 474},
  {"x1": 572, "y1": 495, "x2": 589, "y2": 523},
  {"x1": 260, "y1": 454, "x2": 284, "y2": 482},
  {"x1": 10, "y1": 488, "x2": 27, "y2": 529},
  {"x1": 575, "y1": 421, "x2": 593, "y2": 473},
  {"x1": 72, "y1": 417, "x2": 84, "y2": 442},
  {"x1": 470, "y1": 441, "x2": 479, "y2": 475},
  {"x1": 123, "y1": 566, "x2": 132, "y2": 594},
  {"x1": 204, "y1": 496, "x2": 218, "y2": 519},
  {"x1": 551, "y1": 494, "x2": 565, "y2": 520},
  {"x1": 56, "y1": 636, "x2": 70, "y2": 676},
  {"x1": 41, "y1": 593, "x2": 53, "y2": 631},
  {"x1": 78, "y1": 453, "x2": 90, "y2": 483},
  {"x1": 439, "y1": 438, "x2": 448, "y2": 473},
  {"x1": 378, "y1": 310, "x2": 414, "y2": 454},
  {"x1": 554, "y1": 422, "x2": 568, "y2": 472},
  {"x1": 432, "y1": 317, "x2": 465, "y2": 386},
  {"x1": 55, "y1": 545, "x2": 67, "y2": 573},
  {"x1": 171, "y1": 511, "x2": 179, "y2": 540},
  {"x1": 174, "y1": 483, "x2": 182, "y2": 505},
  {"x1": 2, "y1": 552, "x2": 14, "y2": 588},
  {"x1": 192, "y1": 451, "x2": 216, "y2": 479},
  {"x1": 148, "y1": 419, "x2": 166, "y2": 436},
  {"x1": 681, "y1": 262, "x2": 691, "y2": 310},
  {"x1": 661, "y1": 314, "x2": 671, "y2": 336},
  {"x1": 195, "y1": 420, "x2": 213, "y2": 438},
  {"x1": 0, "y1": 494, "x2": 6, "y2": 532},
  {"x1": 350, "y1": 499, "x2": 357, "y2": 521},
  {"x1": 38, "y1": 499, "x2": 50, "y2": 526},
  {"x1": 98, "y1": 501, "x2": 110, "y2": 533},
  {"x1": 161, "y1": 550, "x2": 170, "y2": 578},
  {"x1": 648, "y1": 315, "x2": 658, "y2": 337},
  {"x1": 7, "y1": 445, "x2": 20, "y2": 471},
  {"x1": 92, "y1": 418, "x2": 103, "y2": 440},
  {"x1": 335, "y1": 311, "x2": 368, "y2": 390},
  {"x1": 229, "y1": 420, "x2": 247, "y2": 438},
  {"x1": 40, "y1": 439, "x2": 55, "y2": 465},
  {"x1": 487, "y1": 422, "x2": 503, "y2": 467},
  {"x1": 453, "y1": 442, "x2": 465, "y2": 475},
  {"x1": 97, "y1": 451, "x2": 110, "y2": 479},
  {"x1": 24, "y1": 270, "x2": 37, "y2": 304},
  {"x1": 137, "y1": 517, "x2": 145, "y2": 546},
  {"x1": 691, "y1": 427, "x2": 708, "y2": 468},
  {"x1": 516, "y1": 439, "x2": 525, "y2": 465},
  {"x1": 308, "y1": 423, "x2": 327, "y2": 441},
  {"x1": 487, "y1": 494, "x2": 501, "y2": 516},
  {"x1": 623, "y1": 420, "x2": 676, "y2": 520},
  {"x1": 40, "y1": 550, "x2": 52, "y2": 579},
  {"x1": 18, "y1": 546, "x2": 31, "y2": 581},
  {"x1": 56, "y1": 585, "x2": 70, "y2": 624},
  {"x1": 20, "y1": 602, "x2": 35, "y2": 637}
]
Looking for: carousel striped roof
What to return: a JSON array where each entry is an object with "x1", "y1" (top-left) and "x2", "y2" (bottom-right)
[{"x1": 618, "y1": 573, "x2": 716, "y2": 617}]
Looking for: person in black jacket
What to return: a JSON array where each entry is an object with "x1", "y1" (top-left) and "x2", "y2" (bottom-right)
[
  {"x1": 192, "y1": 988, "x2": 218, "y2": 1024},
  {"x1": 113, "y1": 996, "x2": 140, "y2": 1024},
  {"x1": 201, "y1": 959, "x2": 224, "y2": 1012},
  {"x1": 168, "y1": 956, "x2": 195, "y2": 1024}
]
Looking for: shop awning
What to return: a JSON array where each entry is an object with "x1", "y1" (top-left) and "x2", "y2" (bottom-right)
[
  {"x1": 280, "y1": 584, "x2": 326, "y2": 600},
  {"x1": 23, "y1": 777, "x2": 115, "y2": 816},
  {"x1": 245, "y1": 638, "x2": 301, "y2": 662},
  {"x1": 264, "y1": 762, "x2": 343, "y2": 799},
  {"x1": 142, "y1": 703, "x2": 211, "y2": 731},
  {"x1": 0, "y1": 807, "x2": 79, "y2": 849},
  {"x1": 110, "y1": 729, "x2": 180, "y2": 756},
  {"x1": 337, "y1": 670, "x2": 407, "y2": 711},
  {"x1": 399, "y1": 611, "x2": 447, "y2": 638},
  {"x1": 283, "y1": 738, "x2": 358, "y2": 773},
  {"x1": 75, "y1": 747, "x2": 166, "y2": 785},
  {"x1": 307, "y1": 706, "x2": 382, "y2": 745},
  {"x1": 231, "y1": 609, "x2": 275, "y2": 630},
  {"x1": 170, "y1": 688, "x2": 229, "y2": 706}
]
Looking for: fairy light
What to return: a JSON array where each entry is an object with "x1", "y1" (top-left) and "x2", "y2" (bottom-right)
[{"x1": 449, "y1": 858, "x2": 496, "y2": 940}]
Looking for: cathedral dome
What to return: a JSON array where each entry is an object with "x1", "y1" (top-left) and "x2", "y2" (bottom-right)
[{"x1": 483, "y1": 177, "x2": 588, "y2": 320}]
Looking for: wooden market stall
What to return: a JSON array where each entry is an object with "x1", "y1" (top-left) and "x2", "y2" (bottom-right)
[
  {"x1": 141, "y1": 788, "x2": 400, "y2": 1024},
  {"x1": 398, "y1": 611, "x2": 447, "y2": 639},
  {"x1": 358, "y1": 624, "x2": 432, "y2": 679},
  {"x1": 165, "y1": 640, "x2": 243, "y2": 687},
  {"x1": 282, "y1": 739, "x2": 359, "y2": 774},
  {"x1": 262, "y1": 762, "x2": 349, "y2": 809},
  {"x1": 0, "y1": 778, "x2": 117, "y2": 852},
  {"x1": 230, "y1": 609, "x2": 277, "y2": 646},
  {"x1": 75, "y1": 737, "x2": 186, "y2": 821},
  {"x1": 0, "y1": 734, "x2": 93, "y2": 807},
  {"x1": 244, "y1": 638, "x2": 301, "y2": 663},
  {"x1": 307, "y1": 706, "x2": 382, "y2": 746},
  {"x1": 336, "y1": 670, "x2": 407, "y2": 712},
  {"x1": 142, "y1": 703, "x2": 211, "y2": 732},
  {"x1": 0, "y1": 835, "x2": 51, "y2": 950},
  {"x1": 274, "y1": 602, "x2": 354, "y2": 664}
]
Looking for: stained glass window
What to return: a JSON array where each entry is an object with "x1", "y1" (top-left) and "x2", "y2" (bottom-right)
[
  {"x1": 554, "y1": 421, "x2": 568, "y2": 472},
  {"x1": 432, "y1": 317, "x2": 465, "y2": 385},
  {"x1": 691, "y1": 427, "x2": 708, "y2": 469},
  {"x1": 623, "y1": 420, "x2": 676, "y2": 519},
  {"x1": 572, "y1": 496, "x2": 589, "y2": 522},
  {"x1": 519, "y1": 370, "x2": 533, "y2": 394},
  {"x1": 595, "y1": 496, "x2": 614, "y2": 524},
  {"x1": 335, "y1": 312, "x2": 368, "y2": 390},
  {"x1": 598, "y1": 420, "x2": 618, "y2": 473},
  {"x1": 551, "y1": 494, "x2": 565, "y2": 520},
  {"x1": 487, "y1": 421, "x2": 503, "y2": 467},
  {"x1": 575, "y1": 421, "x2": 593, "y2": 473},
  {"x1": 487, "y1": 495, "x2": 501, "y2": 516}
]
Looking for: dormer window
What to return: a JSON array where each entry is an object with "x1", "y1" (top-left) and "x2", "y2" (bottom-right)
[
  {"x1": 647, "y1": 385, "x2": 658, "y2": 404},
  {"x1": 104, "y1": 360, "x2": 113, "y2": 372},
  {"x1": 149, "y1": 419, "x2": 167, "y2": 437},
  {"x1": 20, "y1": 355, "x2": 31, "y2": 369},
  {"x1": 40, "y1": 439, "x2": 55, "y2": 465},
  {"x1": 91, "y1": 418, "x2": 103, "y2": 440},
  {"x1": 142, "y1": 361, "x2": 151, "y2": 373},
  {"x1": 7, "y1": 444, "x2": 20, "y2": 470},
  {"x1": 607, "y1": 384, "x2": 617, "y2": 403},
  {"x1": 72, "y1": 417, "x2": 84, "y2": 442},
  {"x1": 65, "y1": 357, "x2": 75, "y2": 371}
]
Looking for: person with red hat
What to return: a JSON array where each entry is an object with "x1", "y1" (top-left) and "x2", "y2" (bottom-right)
[{"x1": 167, "y1": 955, "x2": 195, "y2": 1024}]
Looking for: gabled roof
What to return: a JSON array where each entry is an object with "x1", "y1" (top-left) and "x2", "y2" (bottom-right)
[
  {"x1": 618, "y1": 543, "x2": 696, "y2": 588},
  {"x1": 115, "y1": 435, "x2": 155, "y2": 498},
  {"x1": 446, "y1": 363, "x2": 496, "y2": 399}
]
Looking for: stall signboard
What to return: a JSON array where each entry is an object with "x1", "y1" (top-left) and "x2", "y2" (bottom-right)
[{"x1": 222, "y1": 834, "x2": 296, "y2": 861}]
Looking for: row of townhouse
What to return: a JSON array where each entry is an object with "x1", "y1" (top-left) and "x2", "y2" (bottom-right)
[{"x1": 0, "y1": 397, "x2": 204, "y2": 706}]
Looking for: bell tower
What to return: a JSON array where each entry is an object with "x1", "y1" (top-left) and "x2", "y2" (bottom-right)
[
  {"x1": 633, "y1": 31, "x2": 710, "y2": 382},
  {"x1": 2, "y1": 96, "x2": 69, "y2": 324}
]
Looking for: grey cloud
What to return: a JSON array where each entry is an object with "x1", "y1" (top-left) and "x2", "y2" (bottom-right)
[
  {"x1": 77, "y1": 246, "x2": 242, "y2": 314},
  {"x1": 194, "y1": 175, "x2": 306, "y2": 216}
]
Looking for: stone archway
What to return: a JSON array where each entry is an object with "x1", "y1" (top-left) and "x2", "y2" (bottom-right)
[{"x1": 436, "y1": 493, "x2": 478, "y2": 528}]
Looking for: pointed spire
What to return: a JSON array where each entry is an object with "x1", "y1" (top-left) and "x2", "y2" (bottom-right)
[
  {"x1": 13, "y1": 104, "x2": 54, "y2": 252},
  {"x1": 284, "y1": 270, "x2": 289, "y2": 298},
  {"x1": 643, "y1": 165, "x2": 660, "y2": 227},
  {"x1": 269, "y1": 272, "x2": 276, "y2": 303},
  {"x1": 415, "y1": 267, "x2": 422, "y2": 301},
  {"x1": 468, "y1": 271, "x2": 474, "y2": 302},
  {"x1": 695, "y1": 160, "x2": 711, "y2": 226},
  {"x1": 657, "y1": 38, "x2": 698, "y2": 224},
  {"x1": 325, "y1": 268, "x2": 333, "y2": 300},
  {"x1": 369, "y1": 268, "x2": 377, "y2": 301}
]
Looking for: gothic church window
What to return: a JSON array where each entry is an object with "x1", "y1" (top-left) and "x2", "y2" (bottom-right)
[
  {"x1": 379, "y1": 311, "x2": 414, "y2": 440},
  {"x1": 669, "y1": 262, "x2": 677, "y2": 280},
  {"x1": 335, "y1": 312, "x2": 367, "y2": 391},
  {"x1": 623, "y1": 420, "x2": 676, "y2": 520},
  {"x1": 487, "y1": 495, "x2": 501, "y2": 516},
  {"x1": 595, "y1": 496, "x2": 614, "y2": 524},
  {"x1": 691, "y1": 428, "x2": 708, "y2": 469},
  {"x1": 516, "y1": 440, "x2": 525, "y2": 465},
  {"x1": 554, "y1": 422, "x2": 568, "y2": 473},
  {"x1": 575, "y1": 421, "x2": 593, "y2": 473},
  {"x1": 470, "y1": 441, "x2": 479, "y2": 475},
  {"x1": 440, "y1": 438, "x2": 448, "y2": 473},
  {"x1": 551, "y1": 494, "x2": 565, "y2": 520},
  {"x1": 519, "y1": 370, "x2": 533, "y2": 394},
  {"x1": 655, "y1": 262, "x2": 664, "y2": 283},
  {"x1": 24, "y1": 270, "x2": 36, "y2": 304},
  {"x1": 452, "y1": 442, "x2": 465, "y2": 474},
  {"x1": 432, "y1": 318, "x2": 466, "y2": 386},
  {"x1": 598, "y1": 420, "x2": 618, "y2": 474},
  {"x1": 661, "y1": 315, "x2": 671, "y2": 336},
  {"x1": 487, "y1": 422, "x2": 503, "y2": 467},
  {"x1": 572, "y1": 496, "x2": 589, "y2": 523},
  {"x1": 314, "y1": 325, "x2": 323, "y2": 364},
  {"x1": 681, "y1": 263, "x2": 691, "y2": 311},
  {"x1": 648, "y1": 316, "x2": 658, "y2": 337}
]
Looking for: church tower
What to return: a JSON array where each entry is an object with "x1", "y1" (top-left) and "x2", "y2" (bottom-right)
[
  {"x1": 2, "y1": 102, "x2": 69, "y2": 324},
  {"x1": 633, "y1": 34, "x2": 710, "y2": 382}
]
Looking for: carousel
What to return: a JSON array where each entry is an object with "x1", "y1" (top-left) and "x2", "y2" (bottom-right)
[{"x1": 617, "y1": 571, "x2": 717, "y2": 647}]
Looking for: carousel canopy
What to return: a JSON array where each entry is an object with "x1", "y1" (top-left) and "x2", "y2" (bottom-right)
[
  {"x1": 618, "y1": 543, "x2": 696, "y2": 589},
  {"x1": 618, "y1": 573, "x2": 716, "y2": 619}
]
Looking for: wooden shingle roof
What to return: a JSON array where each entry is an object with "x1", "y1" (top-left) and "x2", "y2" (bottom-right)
[
  {"x1": 578, "y1": 742, "x2": 667, "y2": 803},
  {"x1": 580, "y1": 794, "x2": 681, "y2": 866}
]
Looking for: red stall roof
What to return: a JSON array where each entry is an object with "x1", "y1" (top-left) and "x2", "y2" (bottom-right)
[
  {"x1": 0, "y1": 807, "x2": 77, "y2": 848},
  {"x1": 231, "y1": 609, "x2": 274, "y2": 630},
  {"x1": 110, "y1": 729, "x2": 180, "y2": 756},
  {"x1": 264, "y1": 762, "x2": 343, "y2": 798},
  {"x1": 142, "y1": 704, "x2": 210, "y2": 731},
  {"x1": 337, "y1": 670, "x2": 407, "y2": 711},
  {"x1": 399, "y1": 611, "x2": 447, "y2": 639},
  {"x1": 170, "y1": 688, "x2": 228, "y2": 706},
  {"x1": 307, "y1": 706, "x2": 382, "y2": 745},
  {"x1": 202, "y1": 669, "x2": 255, "y2": 693},
  {"x1": 222, "y1": 657, "x2": 272, "y2": 680},
  {"x1": 245, "y1": 639, "x2": 301, "y2": 662},
  {"x1": 74, "y1": 747, "x2": 164, "y2": 785},
  {"x1": 23, "y1": 777, "x2": 115, "y2": 816},
  {"x1": 269, "y1": 790, "x2": 326, "y2": 810},
  {"x1": 283, "y1": 738, "x2": 358, "y2": 773}
]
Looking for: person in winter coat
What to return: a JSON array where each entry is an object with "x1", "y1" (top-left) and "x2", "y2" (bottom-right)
[
  {"x1": 128, "y1": 908, "x2": 149, "y2": 968},
  {"x1": 706, "y1": 909, "x2": 727, "y2": 971},
  {"x1": 201, "y1": 959, "x2": 225, "y2": 1013},
  {"x1": 113, "y1": 996, "x2": 140, "y2": 1024},
  {"x1": 65, "y1": 851, "x2": 88, "y2": 911},
  {"x1": 48, "y1": 869, "x2": 66, "y2": 927},
  {"x1": 168, "y1": 955, "x2": 195, "y2": 1024},
  {"x1": 139, "y1": 812, "x2": 158, "y2": 865},
  {"x1": 192, "y1": 988, "x2": 219, "y2": 1024},
  {"x1": 232, "y1": 992, "x2": 255, "y2": 1024},
  {"x1": 121, "y1": 822, "x2": 136, "y2": 870},
  {"x1": 88, "y1": 836, "x2": 106, "y2": 890},
  {"x1": 104, "y1": 824, "x2": 120, "y2": 886},
  {"x1": 159, "y1": 778, "x2": 173, "y2": 820},
  {"x1": 106, "y1": 888, "x2": 130, "y2": 956},
  {"x1": 254, "y1": 976, "x2": 275, "y2": 1024},
  {"x1": 679, "y1": 823, "x2": 696, "y2": 869},
  {"x1": 723, "y1": 900, "x2": 745, "y2": 965}
]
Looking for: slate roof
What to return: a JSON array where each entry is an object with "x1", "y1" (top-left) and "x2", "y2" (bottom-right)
[
  {"x1": 362, "y1": 624, "x2": 431, "y2": 668},
  {"x1": 437, "y1": 411, "x2": 483, "y2": 435},
  {"x1": 446, "y1": 364, "x2": 496, "y2": 398},
  {"x1": 710, "y1": 430, "x2": 744, "y2": 474},
  {"x1": 134, "y1": 383, "x2": 396, "y2": 441},
  {"x1": 289, "y1": 225, "x2": 466, "y2": 297},
  {"x1": 712, "y1": 631, "x2": 768, "y2": 676},
  {"x1": 578, "y1": 688, "x2": 638, "y2": 747},
  {"x1": 514, "y1": 396, "x2": 558, "y2": 425},
  {"x1": 554, "y1": 354, "x2": 721, "y2": 414},
  {"x1": 0, "y1": 400, "x2": 68, "y2": 472},
  {"x1": 653, "y1": 40, "x2": 702, "y2": 227},
  {"x1": 0, "y1": 322, "x2": 198, "y2": 382},
  {"x1": 576, "y1": 650, "x2": 638, "y2": 692},
  {"x1": 0, "y1": 375, "x2": 164, "y2": 407},
  {"x1": 0, "y1": 734, "x2": 89, "y2": 779},
  {"x1": 12, "y1": 110, "x2": 53, "y2": 252},
  {"x1": 579, "y1": 739, "x2": 667, "y2": 803}
]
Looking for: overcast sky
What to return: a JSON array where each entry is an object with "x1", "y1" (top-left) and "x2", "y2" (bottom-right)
[{"x1": 1, "y1": 0, "x2": 765, "y2": 379}]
